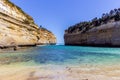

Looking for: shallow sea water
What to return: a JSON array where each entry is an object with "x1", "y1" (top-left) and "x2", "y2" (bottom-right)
[
  {"x1": 1, "y1": 45, "x2": 120, "y2": 67},
  {"x1": 1, "y1": 45, "x2": 120, "y2": 80}
]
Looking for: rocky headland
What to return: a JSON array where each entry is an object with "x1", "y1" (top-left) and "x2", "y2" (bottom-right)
[
  {"x1": 37, "y1": 27, "x2": 56, "y2": 45},
  {"x1": 0, "y1": 0, "x2": 56, "y2": 50},
  {"x1": 64, "y1": 8, "x2": 120, "y2": 47}
]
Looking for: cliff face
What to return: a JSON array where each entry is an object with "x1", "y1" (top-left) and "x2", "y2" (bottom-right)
[
  {"x1": 0, "y1": 0, "x2": 56, "y2": 48},
  {"x1": 64, "y1": 21, "x2": 120, "y2": 46},
  {"x1": 37, "y1": 28, "x2": 56, "y2": 45},
  {"x1": 64, "y1": 8, "x2": 120, "y2": 47}
]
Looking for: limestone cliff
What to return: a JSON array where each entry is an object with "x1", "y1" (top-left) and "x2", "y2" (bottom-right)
[
  {"x1": 64, "y1": 8, "x2": 120, "y2": 47},
  {"x1": 0, "y1": 0, "x2": 56, "y2": 49},
  {"x1": 37, "y1": 27, "x2": 56, "y2": 45}
]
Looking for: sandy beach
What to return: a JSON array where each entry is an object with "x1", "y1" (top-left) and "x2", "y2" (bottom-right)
[{"x1": 0, "y1": 63, "x2": 120, "y2": 80}]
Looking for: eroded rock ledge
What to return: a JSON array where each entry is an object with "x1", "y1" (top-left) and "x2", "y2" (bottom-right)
[
  {"x1": 0, "y1": 0, "x2": 56, "y2": 50},
  {"x1": 64, "y1": 8, "x2": 120, "y2": 47}
]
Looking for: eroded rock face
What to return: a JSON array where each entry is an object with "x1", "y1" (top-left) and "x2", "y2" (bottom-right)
[
  {"x1": 0, "y1": 0, "x2": 56, "y2": 48},
  {"x1": 64, "y1": 21, "x2": 120, "y2": 46},
  {"x1": 64, "y1": 7, "x2": 120, "y2": 47},
  {"x1": 37, "y1": 28, "x2": 56, "y2": 45}
]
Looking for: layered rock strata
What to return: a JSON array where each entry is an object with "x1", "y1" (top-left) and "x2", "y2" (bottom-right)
[
  {"x1": 37, "y1": 28, "x2": 56, "y2": 45},
  {"x1": 0, "y1": 0, "x2": 56, "y2": 49},
  {"x1": 64, "y1": 8, "x2": 120, "y2": 47},
  {"x1": 65, "y1": 21, "x2": 120, "y2": 46}
]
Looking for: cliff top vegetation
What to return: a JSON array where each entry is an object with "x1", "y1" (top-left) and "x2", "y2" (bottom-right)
[{"x1": 66, "y1": 8, "x2": 120, "y2": 34}]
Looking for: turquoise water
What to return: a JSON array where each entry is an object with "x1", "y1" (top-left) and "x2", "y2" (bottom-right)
[{"x1": 1, "y1": 45, "x2": 120, "y2": 66}]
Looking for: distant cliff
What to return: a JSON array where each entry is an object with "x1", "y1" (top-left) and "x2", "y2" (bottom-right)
[
  {"x1": 64, "y1": 8, "x2": 120, "y2": 47},
  {"x1": 0, "y1": 0, "x2": 56, "y2": 50},
  {"x1": 37, "y1": 27, "x2": 56, "y2": 45}
]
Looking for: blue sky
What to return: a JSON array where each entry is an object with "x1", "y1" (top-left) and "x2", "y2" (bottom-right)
[{"x1": 10, "y1": 0, "x2": 120, "y2": 43}]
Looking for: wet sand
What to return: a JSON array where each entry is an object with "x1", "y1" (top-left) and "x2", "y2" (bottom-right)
[{"x1": 0, "y1": 64, "x2": 120, "y2": 80}]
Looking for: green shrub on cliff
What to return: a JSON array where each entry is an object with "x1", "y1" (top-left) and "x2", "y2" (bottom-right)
[{"x1": 66, "y1": 8, "x2": 120, "y2": 34}]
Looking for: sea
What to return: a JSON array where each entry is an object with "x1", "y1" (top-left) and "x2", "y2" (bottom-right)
[{"x1": 1, "y1": 45, "x2": 120, "y2": 67}]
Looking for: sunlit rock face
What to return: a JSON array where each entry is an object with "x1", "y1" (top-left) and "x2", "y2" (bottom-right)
[
  {"x1": 37, "y1": 28, "x2": 56, "y2": 45},
  {"x1": 0, "y1": 0, "x2": 56, "y2": 48}
]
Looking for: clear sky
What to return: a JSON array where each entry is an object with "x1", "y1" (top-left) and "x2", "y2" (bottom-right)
[{"x1": 10, "y1": 0, "x2": 120, "y2": 43}]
